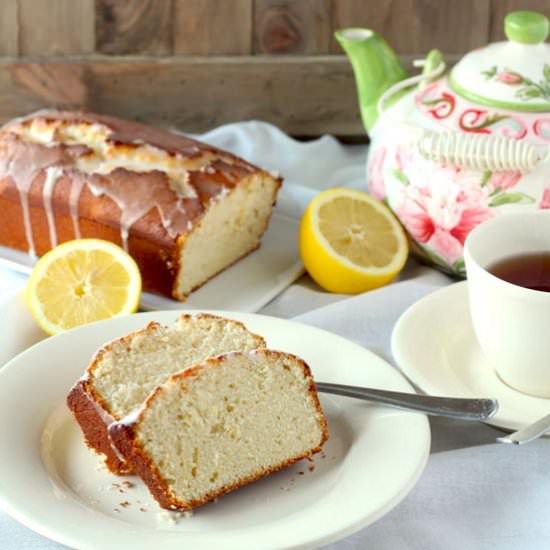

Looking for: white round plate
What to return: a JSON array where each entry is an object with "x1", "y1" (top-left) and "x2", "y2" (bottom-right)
[
  {"x1": 392, "y1": 281, "x2": 550, "y2": 432},
  {"x1": 0, "y1": 309, "x2": 430, "y2": 550}
]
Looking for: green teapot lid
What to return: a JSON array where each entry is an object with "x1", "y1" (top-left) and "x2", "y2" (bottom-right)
[
  {"x1": 505, "y1": 11, "x2": 549, "y2": 44},
  {"x1": 449, "y1": 11, "x2": 550, "y2": 112}
]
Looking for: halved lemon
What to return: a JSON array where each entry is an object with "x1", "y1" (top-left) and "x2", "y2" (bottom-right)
[
  {"x1": 26, "y1": 239, "x2": 142, "y2": 335},
  {"x1": 299, "y1": 188, "x2": 408, "y2": 293}
]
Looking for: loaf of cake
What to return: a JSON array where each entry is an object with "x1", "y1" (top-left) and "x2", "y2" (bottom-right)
[
  {"x1": 0, "y1": 111, "x2": 282, "y2": 300},
  {"x1": 67, "y1": 314, "x2": 266, "y2": 474},
  {"x1": 109, "y1": 349, "x2": 328, "y2": 510}
]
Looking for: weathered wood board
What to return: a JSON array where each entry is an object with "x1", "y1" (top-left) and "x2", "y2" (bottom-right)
[
  {"x1": 0, "y1": 0, "x2": 547, "y2": 137},
  {"x1": 0, "y1": 56, "x2": 361, "y2": 136}
]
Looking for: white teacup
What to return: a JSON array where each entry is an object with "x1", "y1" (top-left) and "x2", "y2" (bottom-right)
[{"x1": 464, "y1": 211, "x2": 550, "y2": 398}]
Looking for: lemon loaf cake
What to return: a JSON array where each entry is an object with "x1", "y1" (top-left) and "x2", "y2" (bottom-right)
[
  {"x1": 109, "y1": 349, "x2": 328, "y2": 510},
  {"x1": 0, "y1": 111, "x2": 282, "y2": 300},
  {"x1": 67, "y1": 314, "x2": 266, "y2": 474}
]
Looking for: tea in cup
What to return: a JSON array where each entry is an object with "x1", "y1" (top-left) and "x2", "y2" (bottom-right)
[{"x1": 464, "y1": 211, "x2": 550, "y2": 398}]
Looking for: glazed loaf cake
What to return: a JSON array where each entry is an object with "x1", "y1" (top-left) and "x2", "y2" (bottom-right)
[
  {"x1": 0, "y1": 111, "x2": 282, "y2": 300},
  {"x1": 67, "y1": 314, "x2": 266, "y2": 474},
  {"x1": 109, "y1": 349, "x2": 329, "y2": 510}
]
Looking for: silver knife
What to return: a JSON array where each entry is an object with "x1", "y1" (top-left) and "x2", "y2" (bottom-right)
[{"x1": 316, "y1": 382, "x2": 498, "y2": 421}]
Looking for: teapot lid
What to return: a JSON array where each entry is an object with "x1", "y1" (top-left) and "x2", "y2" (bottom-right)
[{"x1": 449, "y1": 11, "x2": 550, "y2": 112}]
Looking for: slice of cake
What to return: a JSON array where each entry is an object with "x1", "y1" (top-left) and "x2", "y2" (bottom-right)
[
  {"x1": 109, "y1": 349, "x2": 329, "y2": 510},
  {"x1": 67, "y1": 314, "x2": 266, "y2": 474}
]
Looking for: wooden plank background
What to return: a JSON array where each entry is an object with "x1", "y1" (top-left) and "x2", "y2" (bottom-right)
[{"x1": 0, "y1": 0, "x2": 548, "y2": 137}]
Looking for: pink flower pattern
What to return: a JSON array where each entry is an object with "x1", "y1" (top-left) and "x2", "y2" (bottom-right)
[
  {"x1": 394, "y1": 143, "x2": 415, "y2": 172},
  {"x1": 369, "y1": 142, "x2": 535, "y2": 270},
  {"x1": 496, "y1": 71, "x2": 523, "y2": 85},
  {"x1": 398, "y1": 173, "x2": 494, "y2": 264},
  {"x1": 367, "y1": 147, "x2": 386, "y2": 200},
  {"x1": 487, "y1": 171, "x2": 522, "y2": 192},
  {"x1": 394, "y1": 152, "x2": 497, "y2": 265},
  {"x1": 540, "y1": 187, "x2": 550, "y2": 209}
]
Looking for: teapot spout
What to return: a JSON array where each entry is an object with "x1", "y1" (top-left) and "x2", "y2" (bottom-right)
[{"x1": 336, "y1": 28, "x2": 408, "y2": 133}]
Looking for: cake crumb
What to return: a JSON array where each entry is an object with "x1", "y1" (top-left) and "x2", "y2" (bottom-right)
[
  {"x1": 122, "y1": 481, "x2": 135, "y2": 489},
  {"x1": 113, "y1": 508, "x2": 121, "y2": 514},
  {"x1": 157, "y1": 510, "x2": 193, "y2": 524},
  {"x1": 298, "y1": 471, "x2": 304, "y2": 475},
  {"x1": 308, "y1": 464, "x2": 315, "y2": 472},
  {"x1": 140, "y1": 507, "x2": 147, "y2": 513},
  {"x1": 120, "y1": 501, "x2": 130, "y2": 508},
  {"x1": 95, "y1": 460, "x2": 109, "y2": 473}
]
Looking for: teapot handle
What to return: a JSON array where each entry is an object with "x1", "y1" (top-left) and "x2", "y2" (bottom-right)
[
  {"x1": 377, "y1": 50, "x2": 446, "y2": 119},
  {"x1": 417, "y1": 130, "x2": 549, "y2": 172},
  {"x1": 377, "y1": 51, "x2": 550, "y2": 173}
]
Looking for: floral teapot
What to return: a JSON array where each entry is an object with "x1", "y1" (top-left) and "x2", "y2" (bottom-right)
[{"x1": 337, "y1": 10, "x2": 550, "y2": 275}]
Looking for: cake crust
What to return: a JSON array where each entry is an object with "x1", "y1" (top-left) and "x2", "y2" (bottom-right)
[
  {"x1": 109, "y1": 349, "x2": 329, "y2": 510},
  {"x1": 67, "y1": 379, "x2": 133, "y2": 474},
  {"x1": 0, "y1": 111, "x2": 282, "y2": 300}
]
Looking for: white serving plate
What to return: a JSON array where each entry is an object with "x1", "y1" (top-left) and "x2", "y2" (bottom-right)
[
  {"x1": 0, "y1": 210, "x2": 304, "y2": 313},
  {"x1": 0, "y1": 310, "x2": 430, "y2": 550}
]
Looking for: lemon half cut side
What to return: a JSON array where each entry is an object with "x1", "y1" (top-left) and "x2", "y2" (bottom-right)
[
  {"x1": 26, "y1": 239, "x2": 142, "y2": 335},
  {"x1": 299, "y1": 188, "x2": 408, "y2": 294}
]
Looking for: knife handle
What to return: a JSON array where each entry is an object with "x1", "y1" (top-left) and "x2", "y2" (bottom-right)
[{"x1": 316, "y1": 382, "x2": 498, "y2": 421}]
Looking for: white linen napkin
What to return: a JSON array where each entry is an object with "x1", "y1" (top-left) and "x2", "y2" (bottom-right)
[
  {"x1": 278, "y1": 271, "x2": 550, "y2": 550},
  {"x1": 194, "y1": 121, "x2": 367, "y2": 220},
  {"x1": 322, "y1": 439, "x2": 550, "y2": 550}
]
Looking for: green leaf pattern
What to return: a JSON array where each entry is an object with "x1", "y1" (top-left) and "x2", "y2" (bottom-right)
[
  {"x1": 391, "y1": 168, "x2": 409, "y2": 185},
  {"x1": 488, "y1": 191, "x2": 535, "y2": 207},
  {"x1": 482, "y1": 64, "x2": 550, "y2": 102},
  {"x1": 452, "y1": 258, "x2": 466, "y2": 275},
  {"x1": 481, "y1": 66, "x2": 497, "y2": 80}
]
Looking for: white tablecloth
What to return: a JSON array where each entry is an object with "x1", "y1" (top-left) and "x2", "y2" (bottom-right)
[{"x1": 1, "y1": 121, "x2": 549, "y2": 550}]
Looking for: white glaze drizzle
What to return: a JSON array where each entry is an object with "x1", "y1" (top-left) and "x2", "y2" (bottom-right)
[
  {"x1": 68, "y1": 172, "x2": 85, "y2": 239},
  {"x1": 116, "y1": 406, "x2": 143, "y2": 428},
  {"x1": 41, "y1": 166, "x2": 64, "y2": 248},
  {"x1": 87, "y1": 393, "x2": 127, "y2": 464},
  {"x1": 6, "y1": 118, "x2": 245, "y2": 254},
  {"x1": 0, "y1": 138, "x2": 71, "y2": 256},
  {"x1": 84, "y1": 170, "x2": 200, "y2": 252},
  {"x1": 16, "y1": 185, "x2": 36, "y2": 256}
]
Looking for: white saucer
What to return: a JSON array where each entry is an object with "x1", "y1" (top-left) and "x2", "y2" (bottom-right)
[
  {"x1": 392, "y1": 281, "x2": 550, "y2": 432},
  {"x1": 0, "y1": 310, "x2": 430, "y2": 550}
]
